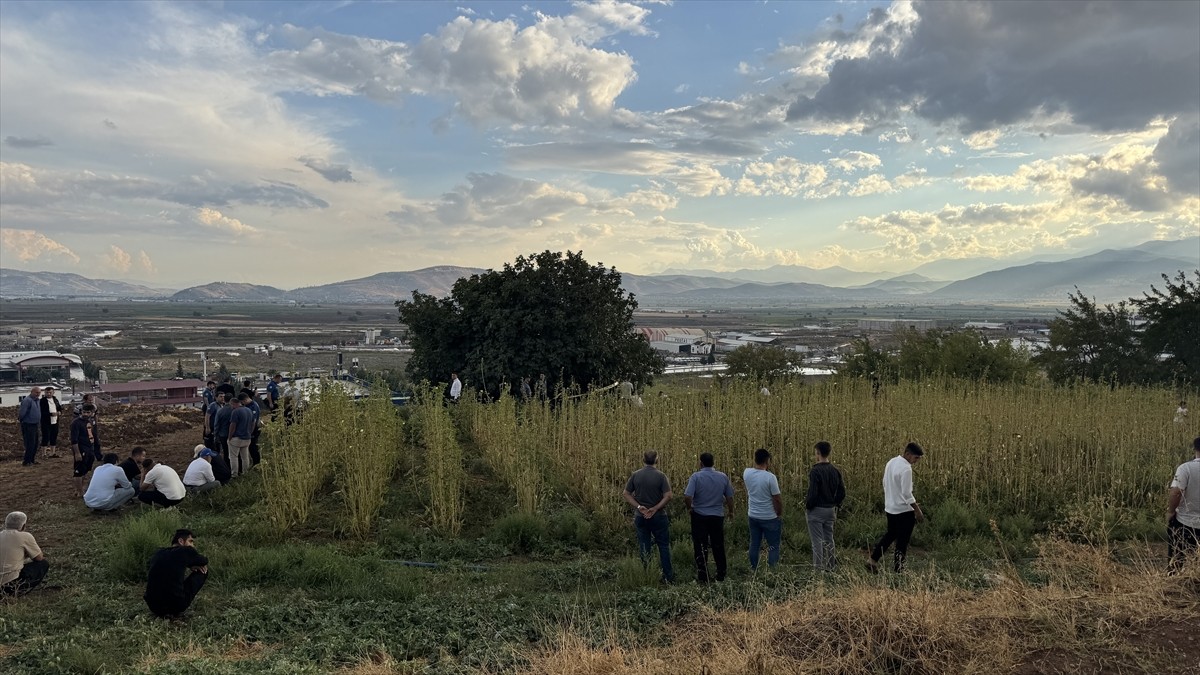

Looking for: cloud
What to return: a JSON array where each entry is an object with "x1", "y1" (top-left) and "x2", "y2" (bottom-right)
[
  {"x1": 0, "y1": 228, "x2": 80, "y2": 264},
  {"x1": 299, "y1": 156, "x2": 355, "y2": 183},
  {"x1": 3, "y1": 136, "x2": 53, "y2": 148},
  {"x1": 104, "y1": 244, "x2": 133, "y2": 273},
  {"x1": 786, "y1": 1, "x2": 1200, "y2": 134},
  {"x1": 194, "y1": 207, "x2": 258, "y2": 236},
  {"x1": 137, "y1": 250, "x2": 157, "y2": 275},
  {"x1": 1153, "y1": 114, "x2": 1200, "y2": 195},
  {"x1": 388, "y1": 172, "x2": 589, "y2": 232},
  {"x1": 828, "y1": 150, "x2": 882, "y2": 173}
]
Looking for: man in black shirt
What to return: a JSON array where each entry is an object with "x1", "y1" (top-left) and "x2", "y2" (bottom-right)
[
  {"x1": 215, "y1": 377, "x2": 236, "y2": 401},
  {"x1": 805, "y1": 441, "x2": 846, "y2": 572},
  {"x1": 70, "y1": 404, "x2": 99, "y2": 498},
  {"x1": 145, "y1": 529, "x2": 208, "y2": 618},
  {"x1": 119, "y1": 447, "x2": 147, "y2": 495}
]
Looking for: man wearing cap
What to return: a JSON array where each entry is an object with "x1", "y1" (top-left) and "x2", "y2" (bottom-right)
[
  {"x1": 193, "y1": 444, "x2": 231, "y2": 486},
  {"x1": 0, "y1": 511, "x2": 48, "y2": 596},
  {"x1": 39, "y1": 386, "x2": 63, "y2": 459},
  {"x1": 183, "y1": 448, "x2": 221, "y2": 494},
  {"x1": 17, "y1": 387, "x2": 41, "y2": 466}
]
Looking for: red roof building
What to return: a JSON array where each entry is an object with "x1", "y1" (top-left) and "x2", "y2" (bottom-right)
[{"x1": 97, "y1": 379, "x2": 206, "y2": 406}]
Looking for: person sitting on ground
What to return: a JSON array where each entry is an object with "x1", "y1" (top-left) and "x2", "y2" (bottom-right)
[
  {"x1": 119, "y1": 447, "x2": 147, "y2": 495},
  {"x1": 183, "y1": 449, "x2": 221, "y2": 494},
  {"x1": 144, "y1": 529, "x2": 208, "y2": 619},
  {"x1": 0, "y1": 511, "x2": 48, "y2": 596},
  {"x1": 137, "y1": 458, "x2": 186, "y2": 508},
  {"x1": 83, "y1": 454, "x2": 136, "y2": 512},
  {"x1": 194, "y1": 444, "x2": 231, "y2": 485}
]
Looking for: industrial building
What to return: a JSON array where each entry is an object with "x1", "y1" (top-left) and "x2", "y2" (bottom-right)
[
  {"x1": 856, "y1": 319, "x2": 937, "y2": 332},
  {"x1": 0, "y1": 350, "x2": 86, "y2": 383}
]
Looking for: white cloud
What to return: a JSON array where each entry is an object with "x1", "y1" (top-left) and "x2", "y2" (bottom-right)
[
  {"x1": 848, "y1": 174, "x2": 893, "y2": 197},
  {"x1": 0, "y1": 228, "x2": 80, "y2": 264},
  {"x1": 195, "y1": 207, "x2": 258, "y2": 235},
  {"x1": 828, "y1": 150, "x2": 882, "y2": 173},
  {"x1": 104, "y1": 245, "x2": 133, "y2": 273},
  {"x1": 963, "y1": 129, "x2": 1002, "y2": 150},
  {"x1": 137, "y1": 250, "x2": 157, "y2": 275}
]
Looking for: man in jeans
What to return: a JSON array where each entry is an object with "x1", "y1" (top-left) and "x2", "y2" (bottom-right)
[
  {"x1": 622, "y1": 451, "x2": 674, "y2": 583},
  {"x1": 684, "y1": 452, "x2": 734, "y2": 583},
  {"x1": 744, "y1": 448, "x2": 783, "y2": 570},
  {"x1": 805, "y1": 441, "x2": 846, "y2": 572},
  {"x1": 17, "y1": 387, "x2": 41, "y2": 466},
  {"x1": 868, "y1": 442, "x2": 925, "y2": 573},
  {"x1": 1167, "y1": 436, "x2": 1200, "y2": 572},
  {"x1": 228, "y1": 395, "x2": 255, "y2": 477}
]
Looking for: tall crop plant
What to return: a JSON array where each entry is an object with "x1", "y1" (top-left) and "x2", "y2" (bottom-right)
[
  {"x1": 337, "y1": 381, "x2": 404, "y2": 538},
  {"x1": 417, "y1": 386, "x2": 464, "y2": 535}
]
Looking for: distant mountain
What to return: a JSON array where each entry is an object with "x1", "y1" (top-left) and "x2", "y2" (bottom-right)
[
  {"x1": 172, "y1": 282, "x2": 285, "y2": 301},
  {"x1": 619, "y1": 273, "x2": 746, "y2": 296},
  {"x1": 287, "y1": 266, "x2": 485, "y2": 303},
  {"x1": 1129, "y1": 236, "x2": 1200, "y2": 260},
  {"x1": 905, "y1": 257, "x2": 1007, "y2": 281},
  {"x1": 660, "y1": 264, "x2": 888, "y2": 287},
  {"x1": 673, "y1": 281, "x2": 876, "y2": 300},
  {"x1": 850, "y1": 273, "x2": 950, "y2": 294},
  {"x1": 0, "y1": 269, "x2": 166, "y2": 298},
  {"x1": 932, "y1": 248, "x2": 1197, "y2": 302}
]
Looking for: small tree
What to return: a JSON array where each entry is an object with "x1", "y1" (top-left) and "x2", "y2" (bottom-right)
[
  {"x1": 158, "y1": 341, "x2": 177, "y2": 355},
  {"x1": 217, "y1": 328, "x2": 231, "y2": 338},
  {"x1": 175, "y1": 360, "x2": 185, "y2": 378},
  {"x1": 725, "y1": 344, "x2": 804, "y2": 385}
]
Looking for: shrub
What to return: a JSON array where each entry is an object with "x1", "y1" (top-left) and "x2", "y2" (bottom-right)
[
  {"x1": 157, "y1": 340, "x2": 177, "y2": 354},
  {"x1": 549, "y1": 509, "x2": 593, "y2": 549},
  {"x1": 105, "y1": 509, "x2": 182, "y2": 583},
  {"x1": 492, "y1": 512, "x2": 547, "y2": 555}
]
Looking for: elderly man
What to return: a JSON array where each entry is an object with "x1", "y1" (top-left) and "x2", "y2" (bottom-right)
[
  {"x1": 18, "y1": 387, "x2": 42, "y2": 466},
  {"x1": 1, "y1": 511, "x2": 49, "y2": 595}
]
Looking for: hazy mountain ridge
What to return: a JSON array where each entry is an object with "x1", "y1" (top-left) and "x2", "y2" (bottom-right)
[{"x1": 0, "y1": 269, "x2": 167, "y2": 297}]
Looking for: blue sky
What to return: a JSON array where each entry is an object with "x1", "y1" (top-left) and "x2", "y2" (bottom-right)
[{"x1": 1, "y1": 0, "x2": 1197, "y2": 287}]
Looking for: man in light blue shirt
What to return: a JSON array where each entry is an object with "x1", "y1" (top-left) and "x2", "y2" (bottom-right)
[
  {"x1": 83, "y1": 454, "x2": 135, "y2": 511},
  {"x1": 684, "y1": 453, "x2": 734, "y2": 582},
  {"x1": 743, "y1": 448, "x2": 783, "y2": 570}
]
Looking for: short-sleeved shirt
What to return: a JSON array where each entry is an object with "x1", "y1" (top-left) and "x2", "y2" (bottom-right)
[
  {"x1": 206, "y1": 402, "x2": 220, "y2": 431},
  {"x1": 143, "y1": 464, "x2": 186, "y2": 501},
  {"x1": 70, "y1": 416, "x2": 97, "y2": 455},
  {"x1": 1171, "y1": 458, "x2": 1200, "y2": 528},
  {"x1": 213, "y1": 405, "x2": 233, "y2": 440},
  {"x1": 684, "y1": 467, "x2": 734, "y2": 517},
  {"x1": 230, "y1": 407, "x2": 254, "y2": 439},
  {"x1": 202, "y1": 388, "x2": 215, "y2": 406},
  {"x1": 743, "y1": 467, "x2": 781, "y2": 520},
  {"x1": 267, "y1": 380, "x2": 280, "y2": 404},
  {"x1": 145, "y1": 546, "x2": 208, "y2": 604},
  {"x1": 119, "y1": 457, "x2": 142, "y2": 482},
  {"x1": 625, "y1": 466, "x2": 671, "y2": 509},
  {"x1": 183, "y1": 458, "x2": 216, "y2": 486},
  {"x1": 0, "y1": 529, "x2": 42, "y2": 585}
]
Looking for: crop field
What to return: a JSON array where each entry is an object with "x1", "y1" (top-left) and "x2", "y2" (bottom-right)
[{"x1": 1, "y1": 378, "x2": 1197, "y2": 674}]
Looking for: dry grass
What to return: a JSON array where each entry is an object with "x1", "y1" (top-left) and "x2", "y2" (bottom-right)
[{"x1": 523, "y1": 540, "x2": 1200, "y2": 675}]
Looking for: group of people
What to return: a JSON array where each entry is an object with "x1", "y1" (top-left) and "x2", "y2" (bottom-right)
[
  {"x1": 201, "y1": 375, "x2": 276, "y2": 479},
  {"x1": 624, "y1": 437, "x2": 1200, "y2": 583},
  {"x1": 81, "y1": 444, "x2": 229, "y2": 512},
  {"x1": 16, "y1": 385, "x2": 100, "y2": 466},
  {"x1": 2, "y1": 512, "x2": 209, "y2": 619}
]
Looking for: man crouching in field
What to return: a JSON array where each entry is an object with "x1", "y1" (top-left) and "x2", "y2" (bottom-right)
[
  {"x1": 1167, "y1": 437, "x2": 1200, "y2": 572},
  {"x1": 145, "y1": 529, "x2": 208, "y2": 619}
]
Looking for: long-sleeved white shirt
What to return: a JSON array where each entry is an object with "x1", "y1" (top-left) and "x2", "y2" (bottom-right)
[
  {"x1": 882, "y1": 455, "x2": 916, "y2": 515},
  {"x1": 83, "y1": 464, "x2": 132, "y2": 508},
  {"x1": 183, "y1": 458, "x2": 216, "y2": 486},
  {"x1": 449, "y1": 378, "x2": 462, "y2": 400}
]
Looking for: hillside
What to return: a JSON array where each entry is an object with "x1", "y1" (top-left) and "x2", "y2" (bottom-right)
[
  {"x1": 171, "y1": 282, "x2": 286, "y2": 301},
  {"x1": 287, "y1": 266, "x2": 485, "y2": 303},
  {"x1": 0, "y1": 269, "x2": 167, "y2": 298}
]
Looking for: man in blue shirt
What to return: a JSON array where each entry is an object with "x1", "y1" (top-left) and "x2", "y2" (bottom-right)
[
  {"x1": 17, "y1": 388, "x2": 42, "y2": 466},
  {"x1": 227, "y1": 396, "x2": 255, "y2": 478},
  {"x1": 684, "y1": 453, "x2": 734, "y2": 582},
  {"x1": 244, "y1": 394, "x2": 262, "y2": 466},
  {"x1": 202, "y1": 381, "x2": 216, "y2": 408},
  {"x1": 266, "y1": 374, "x2": 282, "y2": 413}
]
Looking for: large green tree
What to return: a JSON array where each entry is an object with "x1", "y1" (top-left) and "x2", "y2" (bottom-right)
[
  {"x1": 724, "y1": 344, "x2": 804, "y2": 385},
  {"x1": 397, "y1": 251, "x2": 664, "y2": 396},
  {"x1": 1035, "y1": 290, "x2": 1152, "y2": 385},
  {"x1": 1130, "y1": 271, "x2": 1200, "y2": 384}
]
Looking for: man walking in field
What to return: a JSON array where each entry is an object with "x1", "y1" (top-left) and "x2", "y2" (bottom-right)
[
  {"x1": 144, "y1": 529, "x2": 208, "y2": 619},
  {"x1": 684, "y1": 452, "x2": 734, "y2": 583},
  {"x1": 622, "y1": 451, "x2": 674, "y2": 583},
  {"x1": 449, "y1": 373, "x2": 463, "y2": 402},
  {"x1": 868, "y1": 442, "x2": 925, "y2": 573},
  {"x1": 1167, "y1": 436, "x2": 1200, "y2": 572},
  {"x1": 806, "y1": 441, "x2": 846, "y2": 572},
  {"x1": 18, "y1": 387, "x2": 41, "y2": 466},
  {"x1": 744, "y1": 448, "x2": 783, "y2": 570}
]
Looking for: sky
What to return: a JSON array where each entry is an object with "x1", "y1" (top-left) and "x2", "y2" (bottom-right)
[{"x1": 0, "y1": 0, "x2": 1197, "y2": 289}]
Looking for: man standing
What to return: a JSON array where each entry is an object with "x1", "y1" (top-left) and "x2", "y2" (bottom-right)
[
  {"x1": 18, "y1": 387, "x2": 41, "y2": 466},
  {"x1": 0, "y1": 511, "x2": 48, "y2": 596},
  {"x1": 215, "y1": 376, "x2": 236, "y2": 401},
  {"x1": 228, "y1": 396, "x2": 254, "y2": 477},
  {"x1": 868, "y1": 442, "x2": 925, "y2": 573},
  {"x1": 183, "y1": 449, "x2": 221, "y2": 494},
  {"x1": 449, "y1": 373, "x2": 462, "y2": 402},
  {"x1": 39, "y1": 386, "x2": 63, "y2": 459},
  {"x1": 1167, "y1": 437, "x2": 1200, "y2": 572},
  {"x1": 144, "y1": 529, "x2": 208, "y2": 618},
  {"x1": 622, "y1": 451, "x2": 674, "y2": 583},
  {"x1": 243, "y1": 392, "x2": 262, "y2": 466},
  {"x1": 805, "y1": 441, "x2": 846, "y2": 572},
  {"x1": 83, "y1": 454, "x2": 136, "y2": 512},
  {"x1": 138, "y1": 458, "x2": 186, "y2": 508},
  {"x1": 70, "y1": 403, "x2": 99, "y2": 497},
  {"x1": 683, "y1": 452, "x2": 734, "y2": 583},
  {"x1": 202, "y1": 381, "x2": 216, "y2": 408},
  {"x1": 744, "y1": 448, "x2": 783, "y2": 570},
  {"x1": 520, "y1": 377, "x2": 532, "y2": 401},
  {"x1": 213, "y1": 393, "x2": 233, "y2": 467},
  {"x1": 267, "y1": 373, "x2": 283, "y2": 414}
]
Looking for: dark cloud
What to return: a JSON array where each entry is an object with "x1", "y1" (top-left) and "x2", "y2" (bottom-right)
[
  {"x1": 298, "y1": 156, "x2": 355, "y2": 183},
  {"x1": 1153, "y1": 115, "x2": 1200, "y2": 195},
  {"x1": 102, "y1": 119, "x2": 118, "y2": 130},
  {"x1": 4, "y1": 136, "x2": 54, "y2": 148},
  {"x1": 787, "y1": 1, "x2": 1200, "y2": 133}
]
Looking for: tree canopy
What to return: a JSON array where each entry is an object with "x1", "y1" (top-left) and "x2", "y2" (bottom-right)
[
  {"x1": 840, "y1": 329, "x2": 1033, "y2": 384},
  {"x1": 397, "y1": 251, "x2": 664, "y2": 397},
  {"x1": 724, "y1": 344, "x2": 805, "y2": 384}
]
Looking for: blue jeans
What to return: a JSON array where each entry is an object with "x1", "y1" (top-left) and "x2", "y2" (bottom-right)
[
  {"x1": 748, "y1": 516, "x2": 782, "y2": 569},
  {"x1": 634, "y1": 511, "x2": 673, "y2": 582}
]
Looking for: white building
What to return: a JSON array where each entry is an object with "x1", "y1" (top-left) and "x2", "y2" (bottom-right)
[{"x1": 0, "y1": 351, "x2": 86, "y2": 383}]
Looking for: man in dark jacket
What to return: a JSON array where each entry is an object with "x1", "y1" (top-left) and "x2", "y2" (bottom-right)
[
  {"x1": 805, "y1": 441, "x2": 846, "y2": 572},
  {"x1": 144, "y1": 529, "x2": 208, "y2": 618},
  {"x1": 70, "y1": 403, "x2": 99, "y2": 497},
  {"x1": 17, "y1": 387, "x2": 41, "y2": 466},
  {"x1": 38, "y1": 387, "x2": 63, "y2": 459}
]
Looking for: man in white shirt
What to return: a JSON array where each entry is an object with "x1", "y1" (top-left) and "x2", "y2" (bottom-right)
[
  {"x1": 1167, "y1": 436, "x2": 1200, "y2": 572},
  {"x1": 83, "y1": 454, "x2": 136, "y2": 512},
  {"x1": 183, "y1": 449, "x2": 221, "y2": 494},
  {"x1": 449, "y1": 373, "x2": 462, "y2": 402},
  {"x1": 137, "y1": 458, "x2": 187, "y2": 508},
  {"x1": 743, "y1": 448, "x2": 783, "y2": 570},
  {"x1": 867, "y1": 443, "x2": 925, "y2": 573},
  {"x1": 1, "y1": 511, "x2": 48, "y2": 595}
]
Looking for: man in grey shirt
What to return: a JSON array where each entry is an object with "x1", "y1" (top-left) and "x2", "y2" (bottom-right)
[{"x1": 622, "y1": 451, "x2": 674, "y2": 583}]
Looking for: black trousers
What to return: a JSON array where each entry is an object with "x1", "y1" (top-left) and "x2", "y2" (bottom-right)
[
  {"x1": 146, "y1": 571, "x2": 207, "y2": 617},
  {"x1": 138, "y1": 491, "x2": 183, "y2": 508},
  {"x1": 690, "y1": 513, "x2": 727, "y2": 582},
  {"x1": 21, "y1": 423, "x2": 39, "y2": 464},
  {"x1": 1, "y1": 559, "x2": 49, "y2": 595},
  {"x1": 1168, "y1": 518, "x2": 1200, "y2": 572},
  {"x1": 871, "y1": 511, "x2": 916, "y2": 572},
  {"x1": 40, "y1": 423, "x2": 59, "y2": 447},
  {"x1": 249, "y1": 428, "x2": 261, "y2": 466}
]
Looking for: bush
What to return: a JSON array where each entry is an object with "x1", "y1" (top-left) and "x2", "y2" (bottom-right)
[
  {"x1": 931, "y1": 498, "x2": 985, "y2": 539},
  {"x1": 105, "y1": 509, "x2": 182, "y2": 582},
  {"x1": 157, "y1": 340, "x2": 177, "y2": 354},
  {"x1": 491, "y1": 512, "x2": 547, "y2": 555},
  {"x1": 549, "y1": 509, "x2": 593, "y2": 549}
]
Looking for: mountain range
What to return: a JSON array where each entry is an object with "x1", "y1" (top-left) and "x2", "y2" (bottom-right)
[{"x1": 1, "y1": 238, "x2": 1195, "y2": 305}]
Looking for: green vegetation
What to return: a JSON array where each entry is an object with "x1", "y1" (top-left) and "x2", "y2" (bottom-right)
[
  {"x1": 156, "y1": 340, "x2": 177, "y2": 354},
  {"x1": 723, "y1": 343, "x2": 806, "y2": 384}
]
